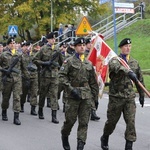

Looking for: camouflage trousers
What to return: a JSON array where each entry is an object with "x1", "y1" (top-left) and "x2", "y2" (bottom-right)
[
  {"x1": 103, "y1": 96, "x2": 136, "y2": 142},
  {"x1": 58, "y1": 83, "x2": 67, "y2": 103},
  {"x1": 21, "y1": 78, "x2": 38, "y2": 106},
  {"x1": 39, "y1": 77, "x2": 58, "y2": 110},
  {"x1": 1, "y1": 77, "x2": 22, "y2": 112},
  {"x1": 61, "y1": 98, "x2": 91, "y2": 143}
]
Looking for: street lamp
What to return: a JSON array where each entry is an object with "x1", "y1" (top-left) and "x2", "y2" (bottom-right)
[{"x1": 50, "y1": 0, "x2": 53, "y2": 32}]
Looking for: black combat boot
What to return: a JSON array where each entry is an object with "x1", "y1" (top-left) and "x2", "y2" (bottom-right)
[
  {"x1": 20, "y1": 104, "x2": 24, "y2": 113},
  {"x1": 2, "y1": 109, "x2": 8, "y2": 121},
  {"x1": 77, "y1": 139, "x2": 85, "y2": 150},
  {"x1": 100, "y1": 135, "x2": 109, "y2": 150},
  {"x1": 91, "y1": 109, "x2": 100, "y2": 121},
  {"x1": 52, "y1": 110, "x2": 59, "y2": 124},
  {"x1": 47, "y1": 98, "x2": 51, "y2": 108},
  {"x1": 61, "y1": 135, "x2": 70, "y2": 150},
  {"x1": 14, "y1": 112, "x2": 21, "y2": 125},
  {"x1": 31, "y1": 105, "x2": 37, "y2": 116},
  {"x1": 125, "y1": 140, "x2": 133, "y2": 150},
  {"x1": 38, "y1": 107, "x2": 44, "y2": 119}
]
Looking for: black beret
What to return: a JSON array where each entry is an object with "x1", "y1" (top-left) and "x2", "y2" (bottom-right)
[
  {"x1": 7, "y1": 37, "x2": 15, "y2": 45},
  {"x1": 118, "y1": 38, "x2": 131, "y2": 47},
  {"x1": 3, "y1": 42, "x2": 6, "y2": 47},
  {"x1": 21, "y1": 41, "x2": 27, "y2": 47},
  {"x1": 38, "y1": 41, "x2": 44, "y2": 47},
  {"x1": 60, "y1": 42, "x2": 67, "y2": 47},
  {"x1": 46, "y1": 32, "x2": 54, "y2": 39},
  {"x1": 85, "y1": 38, "x2": 91, "y2": 44},
  {"x1": 74, "y1": 38, "x2": 85, "y2": 46},
  {"x1": 25, "y1": 41, "x2": 31, "y2": 46}
]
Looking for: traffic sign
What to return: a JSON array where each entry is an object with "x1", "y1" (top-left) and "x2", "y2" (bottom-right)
[
  {"x1": 8, "y1": 25, "x2": 18, "y2": 36},
  {"x1": 75, "y1": 16, "x2": 92, "y2": 36},
  {"x1": 114, "y1": 2, "x2": 134, "y2": 8},
  {"x1": 115, "y1": 8, "x2": 134, "y2": 13}
]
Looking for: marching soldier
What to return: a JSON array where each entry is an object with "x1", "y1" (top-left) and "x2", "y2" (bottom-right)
[
  {"x1": 59, "y1": 37, "x2": 99, "y2": 150},
  {"x1": 0, "y1": 37, "x2": 29, "y2": 125},
  {"x1": 20, "y1": 41, "x2": 38, "y2": 115},
  {"x1": 0, "y1": 42, "x2": 4, "y2": 96},
  {"x1": 100, "y1": 38, "x2": 145, "y2": 150},
  {"x1": 33, "y1": 32, "x2": 63, "y2": 124}
]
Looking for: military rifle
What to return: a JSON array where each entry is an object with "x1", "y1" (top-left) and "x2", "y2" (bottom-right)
[{"x1": 1, "y1": 56, "x2": 20, "y2": 83}]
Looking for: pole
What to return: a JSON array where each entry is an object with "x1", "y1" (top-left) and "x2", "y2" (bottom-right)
[
  {"x1": 51, "y1": 0, "x2": 53, "y2": 32},
  {"x1": 112, "y1": 0, "x2": 118, "y2": 54}
]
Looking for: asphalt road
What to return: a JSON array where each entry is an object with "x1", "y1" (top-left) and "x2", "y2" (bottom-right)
[{"x1": 0, "y1": 92, "x2": 150, "y2": 150}]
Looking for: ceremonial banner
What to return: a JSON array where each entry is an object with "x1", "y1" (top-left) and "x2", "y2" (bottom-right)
[
  {"x1": 88, "y1": 35, "x2": 150, "y2": 98},
  {"x1": 88, "y1": 35, "x2": 117, "y2": 97}
]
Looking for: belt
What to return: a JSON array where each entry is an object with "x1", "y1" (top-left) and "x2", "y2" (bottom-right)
[{"x1": 71, "y1": 82, "x2": 89, "y2": 87}]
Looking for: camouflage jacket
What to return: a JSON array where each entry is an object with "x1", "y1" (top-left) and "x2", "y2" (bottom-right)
[
  {"x1": 22, "y1": 51, "x2": 38, "y2": 79},
  {"x1": 109, "y1": 55, "x2": 144, "y2": 98},
  {"x1": 59, "y1": 54, "x2": 99, "y2": 101},
  {"x1": 33, "y1": 44, "x2": 63, "y2": 78},
  {"x1": 60, "y1": 51, "x2": 71, "y2": 61},
  {"x1": 0, "y1": 48, "x2": 29, "y2": 82}
]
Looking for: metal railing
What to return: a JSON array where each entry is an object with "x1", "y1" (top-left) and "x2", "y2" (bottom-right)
[
  {"x1": 33, "y1": 6, "x2": 143, "y2": 46},
  {"x1": 91, "y1": 5, "x2": 142, "y2": 40}
]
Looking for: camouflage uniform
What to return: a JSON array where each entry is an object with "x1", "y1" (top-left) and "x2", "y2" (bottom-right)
[
  {"x1": 29, "y1": 49, "x2": 38, "y2": 107},
  {"x1": 20, "y1": 49, "x2": 38, "y2": 114},
  {"x1": 0, "y1": 53, "x2": 2, "y2": 99},
  {"x1": 0, "y1": 53, "x2": 2, "y2": 91},
  {"x1": 59, "y1": 54, "x2": 99, "y2": 144},
  {"x1": 33, "y1": 43, "x2": 63, "y2": 122},
  {"x1": 0, "y1": 44, "x2": 3, "y2": 96},
  {"x1": 102, "y1": 56, "x2": 144, "y2": 142},
  {"x1": 0, "y1": 46, "x2": 29, "y2": 124}
]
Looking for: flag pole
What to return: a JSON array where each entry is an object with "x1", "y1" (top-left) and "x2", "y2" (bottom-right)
[{"x1": 137, "y1": 81, "x2": 150, "y2": 98}]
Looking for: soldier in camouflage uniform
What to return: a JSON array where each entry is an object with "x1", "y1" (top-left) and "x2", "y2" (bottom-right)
[
  {"x1": 85, "y1": 38, "x2": 100, "y2": 121},
  {"x1": 59, "y1": 38, "x2": 99, "y2": 150},
  {"x1": 100, "y1": 38, "x2": 145, "y2": 150},
  {"x1": 0, "y1": 38, "x2": 29, "y2": 125},
  {"x1": 20, "y1": 41, "x2": 38, "y2": 115},
  {"x1": 0, "y1": 42, "x2": 4, "y2": 93},
  {"x1": 33, "y1": 32, "x2": 63, "y2": 124}
]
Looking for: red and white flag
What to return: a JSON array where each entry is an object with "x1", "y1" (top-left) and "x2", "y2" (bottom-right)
[
  {"x1": 88, "y1": 34, "x2": 150, "y2": 99},
  {"x1": 88, "y1": 35, "x2": 117, "y2": 97}
]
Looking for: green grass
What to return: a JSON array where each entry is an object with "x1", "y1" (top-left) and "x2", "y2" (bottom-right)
[{"x1": 106, "y1": 19, "x2": 150, "y2": 91}]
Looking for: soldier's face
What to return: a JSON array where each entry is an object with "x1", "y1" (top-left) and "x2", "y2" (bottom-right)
[
  {"x1": 75, "y1": 44, "x2": 86, "y2": 54},
  {"x1": 22, "y1": 46, "x2": 27, "y2": 53},
  {"x1": 86, "y1": 43, "x2": 92, "y2": 50},
  {"x1": 47, "y1": 38, "x2": 55, "y2": 45},
  {"x1": 120, "y1": 44, "x2": 131, "y2": 55}
]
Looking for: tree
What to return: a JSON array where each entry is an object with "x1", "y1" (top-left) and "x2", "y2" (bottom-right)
[{"x1": 0, "y1": 0, "x2": 109, "y2": 41}]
